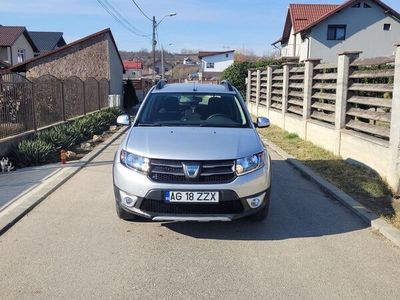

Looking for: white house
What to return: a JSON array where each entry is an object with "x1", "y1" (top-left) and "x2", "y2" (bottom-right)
[
  {"x1": 272, "y1": 0, "x2": 400, "y2": 62},
  {"x1": 123, "y1": 59, "x2": 143, "y2": 79},
  {"x1": 198, "y1": 50, "x2": 235, "y2": 80},
  {"x1": 0, "y1": 26, "x2": 38, "y2": 66}
]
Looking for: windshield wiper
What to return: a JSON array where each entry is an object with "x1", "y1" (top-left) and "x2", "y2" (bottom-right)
[
  {"x1": 199, "y1": 123, "x2": 243, "y2": 128},
  {"x1": 137, "y1": 123, "x2": 163, "y2": 126}
]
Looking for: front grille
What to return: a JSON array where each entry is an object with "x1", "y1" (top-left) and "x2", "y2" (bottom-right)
[
  {"x1": 149, "y1": 159, "x2": 236, "y2": 184},
  {"x1": 140, "y1": 199, "x2": 244, "y2": 215}
]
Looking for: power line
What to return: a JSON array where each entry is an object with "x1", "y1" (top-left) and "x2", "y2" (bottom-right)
[
  {"x1": 96, "y1": 0, "x2": 150, "y2": 38},
  {"x1": 103, "y1": 0, "x2": 150, "y2": 36},
  {"x1": 130, "y1": 0, "x2": 152, "y2": 22}
]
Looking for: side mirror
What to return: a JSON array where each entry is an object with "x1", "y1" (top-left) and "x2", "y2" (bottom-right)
[
  {"x1": 255, "y1": 117, "x2": 270, "y2": 128},
  {"x1": 117, "y1": 114, "x2": 131, "y2": 126}
]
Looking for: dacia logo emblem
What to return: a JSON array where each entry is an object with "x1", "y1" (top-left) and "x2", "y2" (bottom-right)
[{"x1": 182, "y1": 162, "x2": 201, "y2": 179}]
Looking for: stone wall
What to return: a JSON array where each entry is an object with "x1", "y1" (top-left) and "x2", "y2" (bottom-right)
[{"x1": 26, "y1": 35, "x2": 109, "y2": 81}]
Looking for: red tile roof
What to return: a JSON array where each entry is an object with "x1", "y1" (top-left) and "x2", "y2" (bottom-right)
[
  {"x1": 274, "y1": 4, "x2": 338, "y2": 44},
  {"x1": 273, "y1": 0, "x2": 400, "y2": 45},
  {"x1": 123, "y1": 60, "x2": 142, "y2": 69},
  {"x1": 300, "y1": 0, "x2": 400, "y2": 33},
  {"x1": 290, "y1": 4, "x2": 339, "y2": 33}
]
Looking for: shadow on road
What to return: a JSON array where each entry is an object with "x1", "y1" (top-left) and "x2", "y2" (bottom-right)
[{"x1": 162, "y1": 159, "x2": 369, "y2": 241}]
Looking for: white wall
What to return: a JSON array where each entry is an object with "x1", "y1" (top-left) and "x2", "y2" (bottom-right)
[
  {"x1": 11, "y1": 34, "x2": 34, "y2": 65},
  {"x1": 309, "y1": 0, "x2": 400, "y2": 62},
  {"x1": 202, "y1": 52, "x2": 234, "y2": 72},
  {"x1": 124, "y1": 68, "x2": 142, "y2": 79},
  {"x1": 107, "y1": 36, "x2": 123, "y2": 97}
]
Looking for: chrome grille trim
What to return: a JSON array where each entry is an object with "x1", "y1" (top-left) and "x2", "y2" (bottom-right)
[{"x1": 149, "y1": 159, "x2": 236, "y2": 184}]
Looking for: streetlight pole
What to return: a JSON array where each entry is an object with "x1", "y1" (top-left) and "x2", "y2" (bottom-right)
[
  {"x1": 152, "y1": 16, "x2": 156, "y2": 81},
  {"x1": 151, "y1": 13, "x2": 176, "y2": 81}
]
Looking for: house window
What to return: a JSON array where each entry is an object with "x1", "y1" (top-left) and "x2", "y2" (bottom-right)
[
  {"x1": 352, "y1": 2, "x2": 360, "y2": 8},
  {"x1": 384, "y1": 23, "x2": 391, "y2": 31},
  {"x1": 206, "y1": 62, "x2": 214, "y2": 68},
  {"x1": 17, "y1": 49, "x2": 25, "y2": 63},
  {"x1": 364, "y1": 2, "x2": 371, "y2": 8},
  {"x1": 327, "y1": 25, "x2": 347, "y2": 40},
  {"x1": 225, "y1": 53, "x2": 229, "y2": 58}
]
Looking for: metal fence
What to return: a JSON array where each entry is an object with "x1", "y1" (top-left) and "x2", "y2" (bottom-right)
[{"x1": 0, "y1": 73, "x2": 109, "y2": 140}]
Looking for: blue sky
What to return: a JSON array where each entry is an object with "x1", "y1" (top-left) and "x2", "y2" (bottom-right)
[{"x1": 1, "y1": 0, "x2": 400, "y2": 55}]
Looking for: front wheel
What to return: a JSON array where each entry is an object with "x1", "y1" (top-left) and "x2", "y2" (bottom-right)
[{"x1": 115, "y1": 201, "x2": 139, "y2": 221}]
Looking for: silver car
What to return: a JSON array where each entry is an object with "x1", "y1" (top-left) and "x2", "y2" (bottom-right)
[{"x1": 113, "y1": 81, "x2": 271, "y2": 222}]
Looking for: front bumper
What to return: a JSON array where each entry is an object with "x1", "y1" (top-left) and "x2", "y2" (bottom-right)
[
  {"x1": 113, "y1": 157, "x2": 272, "y2": 220},
  {"x1": 114, "y1": 185, "x2": 271, "y2": 221}
]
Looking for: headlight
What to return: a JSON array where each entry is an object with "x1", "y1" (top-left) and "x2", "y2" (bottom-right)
[
  {"x1": 120, "y1": 150, "x2": 150, "y2": 173},
  {"x1": 235, "y1": 152, "x2": 265, "y2": 176}
]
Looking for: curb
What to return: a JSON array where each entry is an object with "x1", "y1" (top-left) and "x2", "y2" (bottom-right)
[
  {"x1": 0, "y1": 126, "x2": 128, "y2": 236},
  {"x1": 263, "y1": 138, "x2": 400, "y2": 249}
]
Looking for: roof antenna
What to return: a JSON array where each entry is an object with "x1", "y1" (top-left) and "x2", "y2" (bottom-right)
[{"x1": 193, "y1": 81, "x2": 197, "y2": 91}]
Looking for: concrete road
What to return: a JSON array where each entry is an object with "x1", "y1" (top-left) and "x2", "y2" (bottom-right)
[{"x1": 0, "y1": 134, "x2": 399, "y2": 299}]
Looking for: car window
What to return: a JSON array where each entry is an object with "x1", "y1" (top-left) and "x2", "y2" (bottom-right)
[{"x1": 136, "y1": 93, "x2": 249, "y2": 128}]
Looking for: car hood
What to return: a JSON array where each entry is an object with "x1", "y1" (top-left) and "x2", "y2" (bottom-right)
[{"x1": 125, "y1": 127, "x2": 263, "y2": 160}]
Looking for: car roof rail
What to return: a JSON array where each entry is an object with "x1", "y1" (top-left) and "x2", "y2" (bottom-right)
[
  {"x1": 220, "y1": 80, "x2": 234, "y2": 92},
  {"x1": 155, "y1": 79, "x2": 167, "y2": 90}
]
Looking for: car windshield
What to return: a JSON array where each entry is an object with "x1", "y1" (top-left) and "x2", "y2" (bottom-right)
[{"x1": 136, "y1": 93, "x2": 250, "y2": 128}]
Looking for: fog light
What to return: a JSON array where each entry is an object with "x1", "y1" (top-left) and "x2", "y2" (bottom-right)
[
  {"x1": 120, "y1": 190, "x2": 138, "y2": 207},
  {"x1": 246, "y1": 193, "x2": 265, "y2": 208}
]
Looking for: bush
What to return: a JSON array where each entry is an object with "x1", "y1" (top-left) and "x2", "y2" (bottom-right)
[
  {"x1": 38, "y1": 124, "x2": 83, "y2": 150},
  {"x1": 13, "y1": 139, "x2": 56, "y2": 167},
  {"x1": 11, "y1": 108, "x2": 123, "y2": 168},
  {"x1": 222, "y1": 59, "x2": 284, "y2": 97}
]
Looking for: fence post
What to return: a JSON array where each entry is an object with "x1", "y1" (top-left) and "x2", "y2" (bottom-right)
[
  {"x1": 282, "y1": 63, "x2": 292, "y2": 129},
  {"x1": 388, "y1": 44, "x2": 400, "y2": 193},
  {"x1": 246, "y1": 70, "x2": 251, "y2": 103},
  {"x1": 266, "y1": 66, "x2": 273, "y2": 117},
  {"x1": 303, "y1": 58, "x2": 321, "y2": 139},
  {"x1": 31, "y1": 80, "x2": 37, "y2": 131},
  {"x1": 334, "y1": 51, "x2": 362, "y2": 155},
  {"x1": 83, "y1": 79, "x2": 87, "y2": 115},
  {"x1": 97, "y1": 79, "x2": 101, "y2": 110},
  {"x1": 255, "y1": 69, "x2": 261, "y2": 116},
  {"x1": 61, "y1": 81, "x2": 66, "y2": 121}
]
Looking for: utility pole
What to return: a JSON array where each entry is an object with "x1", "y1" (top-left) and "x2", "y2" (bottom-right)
[
  {"x1": 152, "y1": 16, "x2": 157, "y2": 81},
  {"x1": 161, "y1": 45, "x2": 165, "y2": 80}
]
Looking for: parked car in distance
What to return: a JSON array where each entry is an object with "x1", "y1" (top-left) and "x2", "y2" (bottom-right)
[{"x1": 113, "y1": 80, "x2": 271, "y2": 222}]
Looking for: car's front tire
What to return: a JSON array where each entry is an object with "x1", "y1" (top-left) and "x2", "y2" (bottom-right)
[{"x1": 115, "y1": 201, "x2": 139, "y2": 221}]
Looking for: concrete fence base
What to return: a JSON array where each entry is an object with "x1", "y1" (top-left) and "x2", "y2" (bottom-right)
[{"x1": 249, "y1": 101, "x2": 398, "y2": 193}]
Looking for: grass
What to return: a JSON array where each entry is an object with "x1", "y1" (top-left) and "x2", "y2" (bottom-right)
[{"x1": 258, "y1": 124, "x2": 399, "y2": 228}]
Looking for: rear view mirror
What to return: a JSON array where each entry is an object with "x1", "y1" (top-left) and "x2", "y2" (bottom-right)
[
  {"x1": 255, "y1": 117, "x2": 270, "y2": 128},
  {"x1": 117, "y1": 114, "x2": 130, "y2": 126}
]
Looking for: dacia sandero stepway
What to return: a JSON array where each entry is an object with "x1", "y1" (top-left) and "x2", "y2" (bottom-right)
[{"x1": 113, "y1": 81, "x2": 271, "y2": 222}]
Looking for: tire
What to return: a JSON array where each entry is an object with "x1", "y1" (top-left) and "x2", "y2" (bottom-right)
[
  {"x1": 248, "y1": 203, "x2": 269, "y2": 222},
  {"x1": 115, "y1": 201, "x2": 139, "y2": 221}
]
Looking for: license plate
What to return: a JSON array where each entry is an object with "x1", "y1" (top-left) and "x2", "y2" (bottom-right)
[{"x1": 165, "y1": 191, "x2": 219, "y2": 203}]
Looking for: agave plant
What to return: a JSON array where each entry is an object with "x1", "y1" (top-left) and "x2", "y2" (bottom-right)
[
  {"x1": 13, "y1": 139, "x2": 56, "y2": 166},
  {"x1": 38, "y1": 124, "x2": 83, "y2": 150}
]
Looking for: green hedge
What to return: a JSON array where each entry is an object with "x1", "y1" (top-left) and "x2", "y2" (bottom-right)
[
  {"x1": 12, "y1": 107, "x2": 122, "y2": 167},
  {"x1": 222, "y1": 59, "x2": 284, "y2": 97}
]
